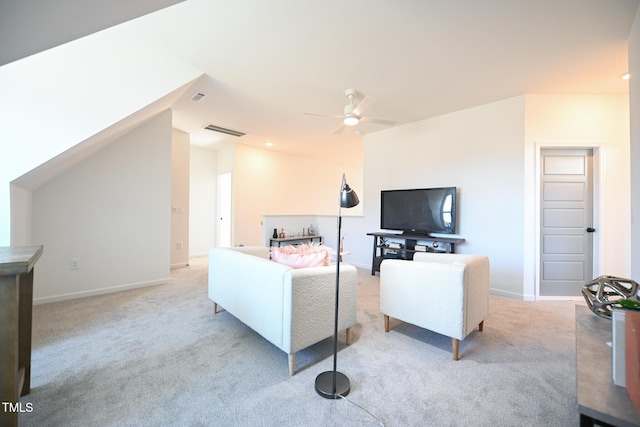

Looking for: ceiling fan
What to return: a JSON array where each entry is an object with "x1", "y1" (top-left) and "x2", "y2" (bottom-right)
[{"x1": 303, "y1": 89, "x2": 397, "y2": 134}]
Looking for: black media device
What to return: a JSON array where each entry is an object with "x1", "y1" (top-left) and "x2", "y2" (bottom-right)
[{"x1": 380, "y1": 187, "x2": 457, "y2": 235}]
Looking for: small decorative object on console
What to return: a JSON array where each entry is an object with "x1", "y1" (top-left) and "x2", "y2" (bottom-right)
[{"x1": 582, "y1": 275, "x2": 640, "y2": 319}]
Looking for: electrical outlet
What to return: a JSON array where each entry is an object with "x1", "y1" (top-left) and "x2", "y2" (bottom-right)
[
  {"x1": 176, "y1": 242, "x2": 183, "y2": 250},
  {"x1": 70, "y1": 259, "x2": 80, "y2": 270}
]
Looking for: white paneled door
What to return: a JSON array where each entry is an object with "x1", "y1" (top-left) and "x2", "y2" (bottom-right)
[{"x1": 539, "y1": 149, "x2": 594, "y2": 297}]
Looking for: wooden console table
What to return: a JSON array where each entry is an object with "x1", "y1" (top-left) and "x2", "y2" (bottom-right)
[
  {"x1": 0, "y1": 245, "x2": 43, "y2": 427},
  {"x1": 576, "y1": 305, "x2": 640, "y2": 426}
]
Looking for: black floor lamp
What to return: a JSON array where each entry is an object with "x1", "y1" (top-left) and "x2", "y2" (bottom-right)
[{"x1": 315, "y1": 173, "x2": 359, "y2": 399}]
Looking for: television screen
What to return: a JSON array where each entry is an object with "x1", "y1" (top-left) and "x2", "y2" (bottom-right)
[{"x1": 381, "y1": 187, "x2": 456, "y2": 235}]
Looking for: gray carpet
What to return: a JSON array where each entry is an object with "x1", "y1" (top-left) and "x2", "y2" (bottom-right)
[{"x1": 20, "y1": 256, "x2": 582, "y2": 426}]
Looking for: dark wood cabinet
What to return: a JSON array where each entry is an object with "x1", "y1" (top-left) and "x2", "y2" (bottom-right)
[{"x1": 0, "y1": 245, "x2": 43, "y2": 427}]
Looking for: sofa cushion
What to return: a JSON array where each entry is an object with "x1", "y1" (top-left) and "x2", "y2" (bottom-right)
[{"x1": 271, "y1": 244, "x2": 333, "y2": 269}]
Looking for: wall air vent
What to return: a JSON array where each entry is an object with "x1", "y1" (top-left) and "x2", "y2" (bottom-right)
[
  {"x1": 203, "y1": 123, "x2": 246, "y2": 137},
  {"x1": 190, "y1": 92, "x2": 206, "y2": 101}
]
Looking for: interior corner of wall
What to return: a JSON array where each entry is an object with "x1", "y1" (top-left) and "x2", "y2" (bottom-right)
[
  {"x1": 0, "y1": 187, "x2": 10, "y2": 247},
  {"x1": 9, "y1": 182, "x2": 33, "y2": 246}
]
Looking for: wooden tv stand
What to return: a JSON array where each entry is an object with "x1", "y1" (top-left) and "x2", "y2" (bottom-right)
[{"x1": 367, "y1": 232, "x2": 464, "y2": 275}]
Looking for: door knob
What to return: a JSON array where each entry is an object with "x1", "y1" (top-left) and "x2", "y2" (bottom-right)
[{"x1": 586, "y1": 227, "x2": 596, "y2": 233}]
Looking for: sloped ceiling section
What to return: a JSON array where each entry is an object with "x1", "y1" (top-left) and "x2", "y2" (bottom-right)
[
  {"x1": 0, "y1": 18, "x2": 203, "y2": 245},
  {"x1": 0, "y1": 27, "x2": 204, "y2": 184},
  {"x1": 12, "y1": 79, "x2": 202, "y2": 191},
  {"x1": 0, "y1": 0, "x2": 186, "y2": 66}
]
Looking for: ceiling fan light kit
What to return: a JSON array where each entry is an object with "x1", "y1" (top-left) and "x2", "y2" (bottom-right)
[
  {"x1": 343, "y1": 93, "x2": 360, "y2": 125},
  {"x1": 343, "y1": 115, "x2": 359, "y2": 126}
]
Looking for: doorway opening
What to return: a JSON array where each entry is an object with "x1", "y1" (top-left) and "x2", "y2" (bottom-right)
[{"x1": 217, "y1": 172, "x2": 232, "y2": 247}]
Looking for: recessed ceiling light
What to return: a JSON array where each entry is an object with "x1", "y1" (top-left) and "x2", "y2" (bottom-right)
[
  {"x1": 265, "y1": 141, "x2": 273, "y2": 147},
  {"x1": 622, "y1": 73, "x2": 631, "y2": 80}
]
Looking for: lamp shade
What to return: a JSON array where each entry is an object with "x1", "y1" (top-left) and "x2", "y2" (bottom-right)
[{"x1": 340, "y1": 182, "x2": 359, "y2": 208}]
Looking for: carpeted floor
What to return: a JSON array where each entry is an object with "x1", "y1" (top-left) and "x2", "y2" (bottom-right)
[{"x1": 19, "y1": 256, "x2": 583, "y2": 426}]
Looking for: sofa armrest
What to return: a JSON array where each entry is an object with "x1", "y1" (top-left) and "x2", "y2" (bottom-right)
[
  {"x1": 283, "y1": 264, "x2": 358, "y2": 354},
  {"x1": 380, "y1": 259, "x2": 467, "y2": 339},
  {"x1": 209, "y1": 247, "x2": 290, "y2": 348},
  {"x1": 381, "y1": 259, "x2": 466, "y2": 306},
  {"x1": 411, "y1": 253, "x2": 490, "y2": 329},
  {"x1": 228, "y1": 246, "x2": 270, "y2": 259},
  {"x1": 413, "y1": 252, "x2": 484, "y2": 265},
  {"x1": 380, "y1": 255, "x2": 489, "y2": 340}
]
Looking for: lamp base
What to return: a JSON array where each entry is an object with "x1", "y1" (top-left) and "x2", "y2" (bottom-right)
[{"x1": 315, "y1": 371, "x2": 350, "y2": 399}]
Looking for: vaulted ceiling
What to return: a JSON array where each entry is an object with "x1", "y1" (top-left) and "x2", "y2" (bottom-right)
[{"x1": 2, "y1": 0, "x2": 639, "y2": 169}]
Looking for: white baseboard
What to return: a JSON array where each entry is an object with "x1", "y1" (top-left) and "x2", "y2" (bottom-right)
[
  {"x1": 33, "y1": 278, "x2": 170, "y2": 305},
  {"x1": 536, "y1": 295, "x2": 584, "y2": 301},
  {"x1": 490, "y1": 288, "x2": 531, "y2": 300},
  {"x1": 189, "y1": 251, "x2": 209, "y2": 258},
  {"x1": 350, "y1": 261, "x2": 371, "y2": 271},
  {"x1": 171, "y1": 262, "x2": 189, "y2": 270}
]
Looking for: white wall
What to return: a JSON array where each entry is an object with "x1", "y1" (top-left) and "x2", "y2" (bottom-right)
[
  {"x1": 524, "y1": 94, "x2": 631, "y2": 297},
  {"x1": 171, "y1": 128, "x2": 190, "y2": 268},
  {"x1": 232, "y1": 144, "x2": 362, "y2": 247},
  {"x1": 30, "y1": 111, "x2": 173, "y2": 303},
  {"x1": 0, "y1": 22, "x2": 202, "y2": 246},
  {"x1": 356, "y1": 96, "x2": 526, "y2": 297},
  {"x1": 189, "y1": 146, "x2": 217, "y2": 256},
  {"x1": 630, "y1": 8, "x2": 640, "y2": 279},
  {"x1": 345, "y1": 93, "x2": 630, "y2": 299},
  {"x1": 9, "y1": 184, "x2": 32, "y2": 245}
]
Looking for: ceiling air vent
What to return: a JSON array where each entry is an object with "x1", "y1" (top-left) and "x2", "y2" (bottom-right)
[
  {"x1": 203, "y1": 123, "x2": 246, "y2": 137},
  {"x1": 190, "y1": 92, "x2": 206, "y2": 101}
]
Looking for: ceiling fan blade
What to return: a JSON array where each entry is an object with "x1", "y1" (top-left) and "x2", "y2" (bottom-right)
[
  {"x1": 360, "y1": 117, "x2": 397, "y2": 126},
  {"x1": 302, "y1": 111, "x2": 343, "y2": 119},
  {"x1": 352, "y1": 95, "x2": 375, "y2": 116},
  {"x1": 333, "y1": 124, "x2": 347, "y2": 134}
]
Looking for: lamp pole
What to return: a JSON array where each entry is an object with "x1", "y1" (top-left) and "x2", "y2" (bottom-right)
[{"x1": 315, "y1": 174, "x2": 358, "y2": 399}]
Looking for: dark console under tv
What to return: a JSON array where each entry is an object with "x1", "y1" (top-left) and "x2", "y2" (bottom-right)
[{"x1": 367, "y1": 232, "x2": 465, "y2": 275}]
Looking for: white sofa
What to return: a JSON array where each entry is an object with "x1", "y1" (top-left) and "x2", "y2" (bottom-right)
[
  {"x1": 380, "y1": 252, "x2": 490, "y2": 360},
  {"x1": 208, "y1": 246, "x2": 358, "y2": 375}
]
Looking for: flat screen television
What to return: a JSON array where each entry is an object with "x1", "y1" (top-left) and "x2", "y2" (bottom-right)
[{"x1": 380, "y1": 187, "x2": 457, "y2": 235}]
